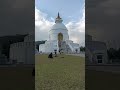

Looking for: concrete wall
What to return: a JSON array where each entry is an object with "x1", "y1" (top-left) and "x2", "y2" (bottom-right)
[{"x1": 10, "y1": 42, "x2": 34, "y2": 64}]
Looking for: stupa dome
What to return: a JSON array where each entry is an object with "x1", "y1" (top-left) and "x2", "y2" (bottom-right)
[
  {"x1": 51, "y1": 12, "x2": 68, "y2": 30},
  {"x1": 51, "y1": 23, "x2": 67, "y2": 30}
]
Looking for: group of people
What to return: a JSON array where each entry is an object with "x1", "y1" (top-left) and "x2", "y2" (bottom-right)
[
  {"x1": 48, "y1": 52, "x2": 53, "y2": 58},
  {"x1": 48, "y1": 50, "x2": 63, "y2": 59},
  {"x1": 48, "y1": 52, "x2": 57, "y2": 59}
]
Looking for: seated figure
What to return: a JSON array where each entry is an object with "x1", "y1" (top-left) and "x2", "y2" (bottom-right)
[{"x1": 48, "y1": 52, "x2": 53, "y2": 58}]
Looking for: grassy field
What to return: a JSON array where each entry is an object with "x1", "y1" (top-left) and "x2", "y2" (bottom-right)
[
  {"x1": 0, "y1": 67, "x2": 34, "y2": 90},
  {"x1": 35, "y1": 54, "x2": 85, "y2": 90},
  {"x1": 86, "y1": 70, "x2": 120, "y2": 90}
]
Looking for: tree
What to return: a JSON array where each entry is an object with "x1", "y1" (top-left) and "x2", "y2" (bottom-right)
[
  {"x1": 107, "y1": 48, "x2": 120, "y2": 63},
  {"x1": 107, "y1": 48, "x2": 117, "y2": 60},
  {"x1": 80, "y1": 46, "x2": 85, "y2": 52},
  {"x1": 35, "y1": 40, "x2": 46, "y2": 51}
]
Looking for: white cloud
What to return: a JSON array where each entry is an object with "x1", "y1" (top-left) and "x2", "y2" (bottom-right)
[
  {"x1": 35, "y1": 7, "x2": 85, "y2": 46},
  {"x1": 35, "y1": 7, "x2": 54, "y2": 41},
  {"x1": 66, "y1": 8, "x2": 85, "y2": 46}
]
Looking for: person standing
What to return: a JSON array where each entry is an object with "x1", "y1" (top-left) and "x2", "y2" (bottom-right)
[{"x1": 54, "y1": 50, "x2": 57, "y2": 57}]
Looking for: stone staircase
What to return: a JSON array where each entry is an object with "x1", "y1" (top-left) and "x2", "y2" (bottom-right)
[{"x1": 58, "y1": 41, "x2": 72, "y2": 53}]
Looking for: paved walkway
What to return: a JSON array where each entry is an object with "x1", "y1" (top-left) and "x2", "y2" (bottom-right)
[
  {"x1": 86, "y1": 65, "x2": 120, "y2": 73},
  {"x1": 66, "y1": 53, "x2": 85, "y2": 57}
]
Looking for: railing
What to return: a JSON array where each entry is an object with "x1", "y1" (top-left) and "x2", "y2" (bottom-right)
[{"x1": 67, "y1": 43, "x2": 73, "y2": 52}]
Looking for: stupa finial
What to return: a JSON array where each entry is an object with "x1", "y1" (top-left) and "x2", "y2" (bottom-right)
[
  {"x1": 55, "y1": 12, "x2": 62, "y2": 23},
  {"x1": 57, "y1": 12, "x2": 61, "y2": 19}
]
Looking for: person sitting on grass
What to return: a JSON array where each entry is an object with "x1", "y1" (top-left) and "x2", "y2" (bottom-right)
[{"x1": 48, "y1": 52, "x2": 53, "y2": 58}]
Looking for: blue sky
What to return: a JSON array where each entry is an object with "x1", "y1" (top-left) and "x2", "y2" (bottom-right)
[
  {"x1": 35, "y1": 0, "x2": 84, "y2": 23},
  {"x1": 35, "y1": 0, "x2": 85, "y2": 46}
]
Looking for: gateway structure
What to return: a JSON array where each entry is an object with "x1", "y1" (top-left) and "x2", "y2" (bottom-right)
[{"x1": 39, "y1": 13, "x2": 80, "y2": 53}]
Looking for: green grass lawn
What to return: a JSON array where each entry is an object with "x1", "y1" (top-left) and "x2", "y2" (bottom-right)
[
  {"x1": 86, "y1": 70, "x2": 120, "y2": 90},
  {"x1": 0, "y1": 67, "x2": 34, "y2": 90},
  {"x1": 35, "y1": 54, "x2": 85, "y2": 90}
]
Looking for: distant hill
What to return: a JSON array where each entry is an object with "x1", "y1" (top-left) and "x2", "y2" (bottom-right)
[
  {"x1": 35, "y1": 40, "x2": 47, "y2": 51},
  {"x1": 35, "y1": 40, "x2": 46, "y2": 45},
  {"x1": 0, "y1": 34, "x2": 28, "y2": 44},
  {"x1": 0, "y1": 34, "x2": 28, "y2": 59}
]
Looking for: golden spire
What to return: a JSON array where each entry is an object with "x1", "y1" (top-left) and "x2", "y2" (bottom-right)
[
  {"x1": 55, "y1": 12, "x2": 63, "y2": 23},
  {"x1": 57, "y1": 12, "x2": 61, "y2": 19}
]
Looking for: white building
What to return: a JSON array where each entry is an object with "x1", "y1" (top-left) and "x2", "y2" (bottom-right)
[
  {"x1": 9, "y1": 32, "x2": 34, "y2": 64},
  {"x1": 86, "y1": 35, "x2": 108, "y2": 64},
  {"x1": 39, "y1": 13, "x2": 80, "y2": 54}
]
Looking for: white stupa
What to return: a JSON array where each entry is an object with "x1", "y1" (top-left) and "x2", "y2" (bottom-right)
[{"x1": 39, "y1": 13, "x2": 80, "y2": 53}]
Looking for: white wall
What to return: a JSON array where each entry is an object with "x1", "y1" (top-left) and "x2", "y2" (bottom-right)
[
  {"x1": 10, "y1": 42, "x2": 34, "y2": 64},
  {"x1": 49, "y1": 29, "x2": 69, "y2": 41},
  {"x1": 39, "y1": 40, "x2": 59, "y2": 53}
]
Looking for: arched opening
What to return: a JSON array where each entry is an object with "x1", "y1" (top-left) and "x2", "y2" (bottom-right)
[
  {"x1": 58, "y1": 33, "x2": 63, "y2": 41},
  {"x1": 58, "y1": 33, "x2": 63, "y2": 49}
]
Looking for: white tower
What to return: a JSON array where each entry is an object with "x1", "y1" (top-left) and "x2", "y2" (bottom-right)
[
  {"x1": 39, "y1": 12, "x2": 80, "y2": 53},
  {"x1": 49, "y1": 12, "x2": 69, "y2": 41}
]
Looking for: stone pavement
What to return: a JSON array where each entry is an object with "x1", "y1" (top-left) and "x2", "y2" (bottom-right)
[
  {"x1": 66, "y1": 53, "x2": 85, "y2": 57},
  {"x1": 86, "y1": 65, "x2": 120, "y2": 73}
]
